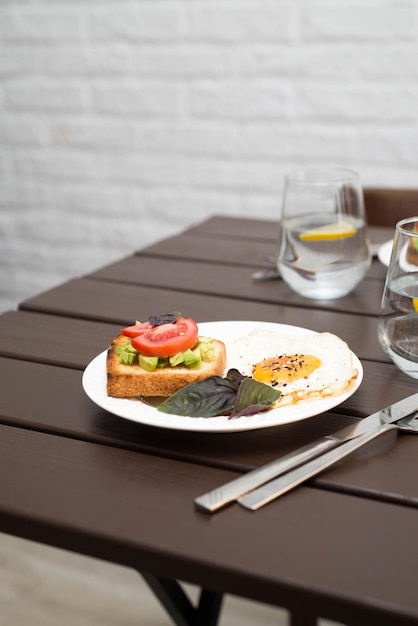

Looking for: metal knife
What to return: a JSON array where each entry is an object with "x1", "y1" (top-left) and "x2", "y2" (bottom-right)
[
  {"x1": 194, "y1": 392, "x2": 418, "y2": 514},
  {"x1": 240, "y1": 405, "x2": 418, "y2": 511}
]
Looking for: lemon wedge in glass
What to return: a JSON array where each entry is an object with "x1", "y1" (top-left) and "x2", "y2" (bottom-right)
[{"x1": 300, "y1": 221, "x2": 357, "y2": 241}]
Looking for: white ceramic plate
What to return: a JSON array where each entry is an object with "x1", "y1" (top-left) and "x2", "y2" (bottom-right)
[
  {"x1": 82, "y1": 321, "x2": 363, "y2": 433},
  {"x1": 377, "y1": 240, "x2": 393, "y2": 267}
]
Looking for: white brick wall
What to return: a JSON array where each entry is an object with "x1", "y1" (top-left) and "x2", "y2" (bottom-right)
[{"x1": 1, "y1": 0, "x2": 418, "y2": 312}]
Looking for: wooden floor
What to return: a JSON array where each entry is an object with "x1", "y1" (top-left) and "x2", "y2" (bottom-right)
[{"x1": 0, "y1": 533, "x2": 343, "y2": 626}]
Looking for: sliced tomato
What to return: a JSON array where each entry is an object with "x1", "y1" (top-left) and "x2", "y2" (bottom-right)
[
  {"x1": 131, "y1": 317, "x2": 198, "y2": 357},
  {"x1": 121, "y1": 321, "x2": 153, "y2": 338}
]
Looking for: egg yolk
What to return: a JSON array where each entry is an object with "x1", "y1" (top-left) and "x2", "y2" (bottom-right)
[{"x1": 252, "y1": 354, "x2": 321, "y2": 386}]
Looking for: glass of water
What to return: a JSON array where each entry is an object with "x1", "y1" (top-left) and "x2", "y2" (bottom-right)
[
  {"x1": 277, "y1": 167, "x2": 371, "y2": 299},
  {"x1": 378, "y1": 217, "x2": 418, "y2": 378}
]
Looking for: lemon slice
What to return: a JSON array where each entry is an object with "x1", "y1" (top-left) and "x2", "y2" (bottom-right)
[
  {"x1": 413, "y1": 298, "x2": 418, "y2": 313},
  {"x1": 300, "y1": 221, "x2": 357, "y2": 241}
]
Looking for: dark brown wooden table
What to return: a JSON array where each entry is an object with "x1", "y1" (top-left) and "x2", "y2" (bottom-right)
[{"x1": 0, "y1": 215, "x2": 417, "y2": 626}]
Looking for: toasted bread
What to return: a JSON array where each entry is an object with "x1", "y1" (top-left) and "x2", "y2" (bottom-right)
[{"x1": 106, "y1": 335, "x2": 227, "y2": 398}]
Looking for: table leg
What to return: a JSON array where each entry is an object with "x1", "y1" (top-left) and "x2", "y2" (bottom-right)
[
  {"x1": 140, "y1": 571, "x2": 224, "y2": 626},
  {"x1": 195, "y1": 588, "x2": 224, "y2": 626}
]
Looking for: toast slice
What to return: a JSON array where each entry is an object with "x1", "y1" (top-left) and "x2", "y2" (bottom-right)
[{"x1": 107, "y1": 334, "x2": 227, "y2": 398}]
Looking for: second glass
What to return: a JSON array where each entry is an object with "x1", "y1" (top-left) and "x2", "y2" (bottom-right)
[
  {"x1": 277, "y1": 167, "x2": 371, "y2": 299},
  {"x1": 378, "y1": 217, "x2": 418, "y2": 379}
]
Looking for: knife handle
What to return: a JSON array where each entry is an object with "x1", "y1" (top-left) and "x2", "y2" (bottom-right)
[
  {"x1": 194, "y1": 435, "x2": 343, "y2": 513},
  {"x1": 239, "y1": 424, "x2": 397, "y2": 511}
]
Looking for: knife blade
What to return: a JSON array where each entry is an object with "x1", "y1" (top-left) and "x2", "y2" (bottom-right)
[
  {"x1": 239, "y1": 406, "x2": 418, "y2": 511},
  {"x1": 194, "y1": 392, "x2": 418, "y2": 514}
]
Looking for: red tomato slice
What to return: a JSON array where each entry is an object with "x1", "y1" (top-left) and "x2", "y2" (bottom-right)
[
  {"x1": 131, "y1": 317, "x2": 198, "y2": 357},
  {"x1": 121, "y1": 322, "x2": 153, "y2": 338}
]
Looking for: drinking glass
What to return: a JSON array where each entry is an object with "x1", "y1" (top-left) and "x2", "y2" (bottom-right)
[
  {"x1": 277, "y1": 167, "x2": 371, "y2": 299},
  {"x1": 378, "y1": 217, "x2": 418, "y2": 378}
]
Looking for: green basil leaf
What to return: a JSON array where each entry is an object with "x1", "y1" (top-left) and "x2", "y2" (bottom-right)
[
  {"x1": 229, "y1": 378, "x2": 281, "y2": 420},
  {"x1": 157, "y1": 375, "x2": 239, "y2": 417}
]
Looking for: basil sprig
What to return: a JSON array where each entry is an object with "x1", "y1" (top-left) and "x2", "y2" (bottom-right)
[
  {"x1": 157, "y1": 368, "x2": 281, "y2": 419},
  {"x1": 147, "y1": 311, "x2": 181, "y2": 327}
]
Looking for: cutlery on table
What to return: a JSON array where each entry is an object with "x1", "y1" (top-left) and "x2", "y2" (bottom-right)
[
  {"x1": 239, "y1": 409, "x2": 418, "y2": 510},
  {"x1": 252, "y1": 267, "x2": 281, "y2": 281},
  {"x1": 194, "y1": 393, "x2": 418, "y2": 514}
]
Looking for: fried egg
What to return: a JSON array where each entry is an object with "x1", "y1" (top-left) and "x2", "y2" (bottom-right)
[{"x1": 227, "y1": 329, "x2": 358, "y2": 407}]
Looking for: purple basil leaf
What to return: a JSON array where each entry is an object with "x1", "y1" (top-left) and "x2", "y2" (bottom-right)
[
  {"x1": 148, "y1": 311, "x2": 181, "y2": 327},
  {"x1": 230, "y1": 403, "x2": 275, "y2": 419},
  {"x1": 229, "y1": 378, "x2": 281, "y2": 420},
  {"x1": 224, "y1": 368, "x2": 247, "y2": 388}
]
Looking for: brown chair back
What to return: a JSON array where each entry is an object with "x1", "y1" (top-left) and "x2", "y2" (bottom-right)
[{"x1": 364, "y1": 188, "x2": 418, "y2": 227}]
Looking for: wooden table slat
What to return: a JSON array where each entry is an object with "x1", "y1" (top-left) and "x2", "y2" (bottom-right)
[{"x1": 139, "y1": 231, "x2": 278, "y2": 269}]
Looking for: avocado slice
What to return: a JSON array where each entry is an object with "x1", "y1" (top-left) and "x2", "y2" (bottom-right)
[
  {"x1": 139, "y1": 354, "x2": 159, "y2": 372},
  {"x1": 183, "y1": 347, "x2": 202, "y2": 368}
]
